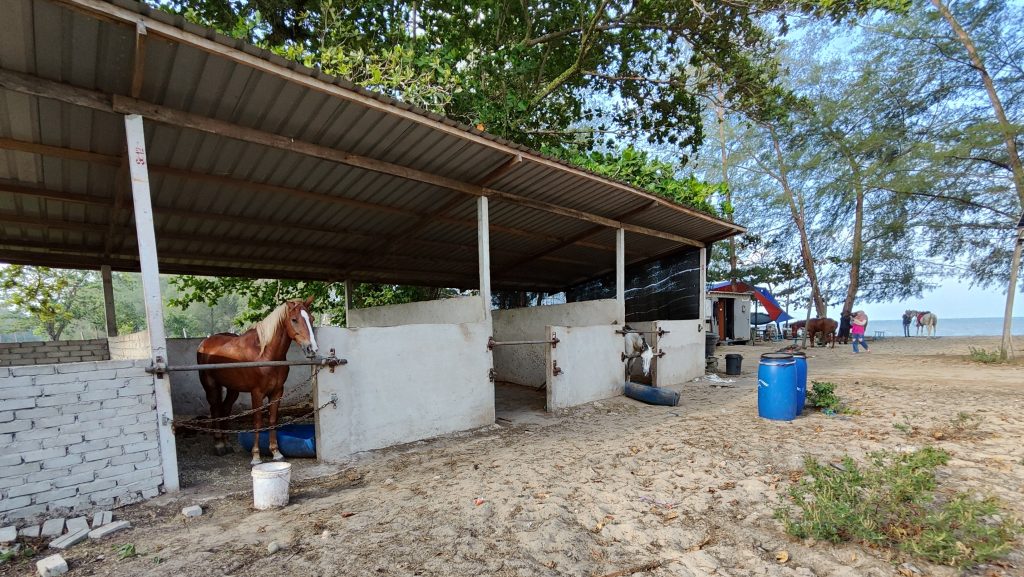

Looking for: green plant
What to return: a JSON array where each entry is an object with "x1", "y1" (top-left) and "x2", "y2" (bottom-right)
[
  {"x1": 807, "y1": 381, "x2": 856, "y2": 414},
  {"x1": 968, "y1": 347, "x2": 1003, "y2": 364},
  {"x1": 115, "y1": 543, "x2": 137, "y2": 560},
  {"x1": 776, "y1": 448, "x2": 1021, "y2": 569},
  {"x1": 892, "y1": 421, "x2": 911, "y2": 433},
  {"x1": 0, "y1": 546, "x2": 35, "y2": 565}
]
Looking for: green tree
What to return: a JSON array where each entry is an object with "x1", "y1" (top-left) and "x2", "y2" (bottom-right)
[{"x1": 0, "y1": 266, "x2": 96, "y2": 340}]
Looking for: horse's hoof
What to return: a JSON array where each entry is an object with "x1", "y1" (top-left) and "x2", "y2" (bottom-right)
[
  {"x1": 271, "y1": 451, "x2": 285, "y2": 461},
  {"x1": 213, "y1": 444, "x2": 229, "y2": 457},
  {"x1": 250, "y1": 456, "x2": 263, "y2": 466}
]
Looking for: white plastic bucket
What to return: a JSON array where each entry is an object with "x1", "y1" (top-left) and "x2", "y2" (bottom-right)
[{"x1": 251, "y1": 462, "x2": 292, "y2": 509}]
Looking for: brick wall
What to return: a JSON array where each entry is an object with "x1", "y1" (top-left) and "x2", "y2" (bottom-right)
[
  {"x1": 0, "y1": 339, "x2": 110, "y2": 367},
  {"x1": 0, "y1": 360, "x2": 164, "y2": 523},
  {"x1": 107, "y1": 331, "x2": 150, "y2": 361}
]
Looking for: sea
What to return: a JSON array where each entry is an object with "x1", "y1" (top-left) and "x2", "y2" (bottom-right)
[{"x1": 861, "y1": 317, "x2": 1024, "y2": 337}]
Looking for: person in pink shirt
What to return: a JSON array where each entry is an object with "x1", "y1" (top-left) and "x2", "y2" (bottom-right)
[{"x1": 850, "y1": 310, "x2": 869, "y2": 353}]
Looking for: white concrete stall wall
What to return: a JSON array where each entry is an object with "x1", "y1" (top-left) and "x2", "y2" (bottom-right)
[
  {"x1": 652, "y1": 320, "x2": 706, "y2": 387},
  {"x1": 107, "y1": 330, "x2": 150, "y2": 361},
  {"x1": 165, "y1": 338, "x2": 317, "y2": 416},
  {"x1": 347, "y1": 296, "x2": 484, "y2": 328},
  {"x1": 314, "y1": 322, "x2": 494, "y2": 460},
  {"x1": 492, "y1": 299, "x2": 620, "y2": 388},
  {"x1": 546, "y1": 325, "x2": 622, "y2": 410},
  {"x1": 0, "y1": 360, "x2": 163, "y2": 523}
]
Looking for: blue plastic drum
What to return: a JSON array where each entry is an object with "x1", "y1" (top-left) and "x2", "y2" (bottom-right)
[
  {"x1": 758, "y1": 353, "x2": 798, "y2": 421},
  {"x1": 239, "y1": 424, "x2": 316, "y2": 458},
  {"x1": 791, "y1": 351, "x2": 808, "y2": 413}
]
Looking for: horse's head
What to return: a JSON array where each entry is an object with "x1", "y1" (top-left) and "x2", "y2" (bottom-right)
[{"x1": 284, "y1": 296, "x2": 319, "y2": 357}]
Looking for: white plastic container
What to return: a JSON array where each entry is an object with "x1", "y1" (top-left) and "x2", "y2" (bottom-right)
[{"x1": 251, "y1": 462, "x2": 292, "y2": 509}]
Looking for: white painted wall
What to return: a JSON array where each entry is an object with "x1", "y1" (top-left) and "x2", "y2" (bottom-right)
[
  {"x1": 166, "y1": 337, "x2": 316, "y2": 416},
  {"x1": 348, "y1": 296, "x2": 484, "y2": 328},
  {"x1": 108, "y1": 330, "x2": 150, "y2": 360},
  {"x1": 492, "y1": 299, "x2": 620, "y2": 388},
  {"x1": 546, "y1": 324, "x2": 622, "y2": 410},
  {"x1": 653, "y1": 320, "x2": 706, "y2": 386},
  {"x1": 314, "y1": 322, "x2": 494, "y2": 460}
]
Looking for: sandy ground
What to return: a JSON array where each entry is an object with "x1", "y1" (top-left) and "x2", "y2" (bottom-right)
[{"x1": 3, "y1": 336, "x2": 1023, "y2": 577}]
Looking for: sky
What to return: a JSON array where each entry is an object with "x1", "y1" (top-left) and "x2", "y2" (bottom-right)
[{"x1": 859, "y1": 281, "x2": 1024, "y2": 320}]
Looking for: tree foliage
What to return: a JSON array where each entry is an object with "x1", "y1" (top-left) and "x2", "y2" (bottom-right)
[{"x1": 0, "y1": 266, "x2": 96, "y2": 340}]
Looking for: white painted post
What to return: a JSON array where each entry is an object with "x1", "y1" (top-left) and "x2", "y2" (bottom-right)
[
  {"x1": 124, "y1": 114, "x2": 179, "y2": 492},
  {"x1": 616, "y1": 228, "x2": 625, "y2": 324},
  {"x1": 699, "y1": 247, "x2": 707, "y2": 330},
  {"x1": 477, "y1": 197, "x2": 492, "y2": 323},
  {"x1": 101, "y1": 266, "x2": 118, "y2": 337},
  {"x1": 343, "y1": 279, "x2": 355, "y2": 327}
]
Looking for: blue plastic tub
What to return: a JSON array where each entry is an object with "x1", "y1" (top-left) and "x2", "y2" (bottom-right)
[
  {"x1": 757, "y1": 353, "x2": 798, "y2": 421},
  {"x1": 791, "y1": 351, "x2": 808, "y2": 413},
  {"x1": 238, "y1": 424, "x2": 316, "y2": 458}
]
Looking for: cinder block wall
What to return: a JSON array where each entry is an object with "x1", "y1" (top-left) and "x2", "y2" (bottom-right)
[
  {"x1": 0, "y1": 360, "x2": 164, "y2": 523},
  {"x1": 0, "y1": 339, "x2": 110, "y2": 367}
]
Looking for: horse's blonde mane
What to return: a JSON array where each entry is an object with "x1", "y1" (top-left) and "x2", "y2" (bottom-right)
[{"x1": 253, "y1": 301, "x2": 299, "y2": 356}]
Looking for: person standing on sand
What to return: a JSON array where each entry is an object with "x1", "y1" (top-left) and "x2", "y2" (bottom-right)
[
  {"x1": 851, "y1": 311, "x2": 869, "y2": 353},
  {"x1": 902, "y1": 311, "x2": 912, "y2": 337}
]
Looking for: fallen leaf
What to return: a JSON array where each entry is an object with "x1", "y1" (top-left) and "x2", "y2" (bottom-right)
[
  {"x1": 662, "y1": 511, "x2": 679, "y2": 522},
  {"x1": 775, "y1": 550, "x2": 789, "y2": 564},
  {"x1": 474, "y1": 498, "x2": 485, "y2": 506},
  {"x1": 341, "y1": 512, "x2": 355, "y2": 518},
  {"x1": 532, "y1": 492, "x2": 549, "y2": 499}
]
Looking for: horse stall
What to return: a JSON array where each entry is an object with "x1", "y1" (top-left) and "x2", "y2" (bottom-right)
[
  {"x1": 491, "y1": 299, "x2": 621, "y2": 417},
  {"x1": 314, "y1": 296, "x2": 494, "y2": 460}
]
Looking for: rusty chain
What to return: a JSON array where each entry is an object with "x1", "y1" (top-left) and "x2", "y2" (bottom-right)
[
  {"x1": 183, "y1": 365, "x2": 323, "y2": 425},
  {"x1": 172, "y1": 398, "x2": 336, "y2": 434}
]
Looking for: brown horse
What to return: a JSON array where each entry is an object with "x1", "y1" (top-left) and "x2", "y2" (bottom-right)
[
  {"x1": 197, "y1": 297, "x2": 318, "y2": 464},
  {"x1": 805, "y1": 318, "x2": 838, "y2": 348}
]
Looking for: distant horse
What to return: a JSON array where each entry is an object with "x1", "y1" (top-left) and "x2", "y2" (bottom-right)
[
  {"x1": 907, "y1": 310, "x2": 938, "y2": 337},
  {"x1": 805, "y1": 318, "x2": 838, "y2": 348},
  {"x1": 197, "y1": 297, "x2": 318, "y2": 465},
  {"x1": 622, "y1": 325, "x2": 653, "y2": 379}
]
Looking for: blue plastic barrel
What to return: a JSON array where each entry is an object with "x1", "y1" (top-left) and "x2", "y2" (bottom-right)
[
  {"x1": 239, "y1": 424, "x2": 316, "y2": 458},
  {"x1": 757, "y1": 353, "x2": 798, "y2": 421},
  {"x1": 791, "y1": 351, "x2": 808, "y2": 413}
]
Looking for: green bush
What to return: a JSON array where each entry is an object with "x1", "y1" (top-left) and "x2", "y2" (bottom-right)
[
  {"x1": 806, "y1": 381, "x2": 855, "y2": 414},
  {"x1": 777, "y1": 448, "x2": 1021, "y2": 568},
  {"x1": 968, "y1": 347, "x2": 1003, "y2": 364}
]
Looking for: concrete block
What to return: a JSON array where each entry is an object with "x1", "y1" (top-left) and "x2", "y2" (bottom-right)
[
  {"x1": 120, "y1": 422, "x2": 155, "y2": 436},
  {"x1": 77, "y1": 390, "x2": 117, "y2": 403},
  {"x1": 33, "y1": 374, "x2": 79, "y2": 386},
  {"x1": 43, "y1": 487, "x2": 78, "y2": 501},
  {"x1": 0, "y1": 525, "x2": 16, "y2": 543},
  {"x1": 115, "y1": 404, "x2": 153, "y2": 417},
  {"x1": 69, "y1": 459, "x2": 111, "y2": 475},
  {"x1": 101, "y1": 398, "x2": 139, "y2": 410},
  {"x1": 95, "y1": 463, "x2": 135, "y2": 479},
  {"x1": 7, "y1": 480, "x2": 54, "y2": 498},
  {"x1": 0, "y1": 419, "x2": 32, "y2": 434},
  {"x1": 65, "y1": 518, "x2": 89, "y2": 533},
  {"x1": 47, "y1": 528, "x2": 88, "y2": 550},
  {"x1": 0, "y1": 410, "x2": 13, "y2": 422},
  {"x1": 122, "y1": 441, "x2": 158, "y2": 454},
  {"x1": 0, "y1": 397, "x2": 36, "y2": 411},
  {"x1": 11, "y1": 365, "x2": 56, "y2": 377},
  {"x1": 67, "y1": 440, "x2": 109, "y2": 454},
  {"x1": 39, "y1": 383, "x2": 86, "y2": 396},
  {"x1": 0, "y1": 477, "x2": 29, "y2": 491},
  {"x1": 27, "y1": 468, "x2": 70, "y2": 483},
  {"x1": 106, "y1": 433, "x2": 146, "y2": 447},
  {"x1": 181, "y1": 505, "x2": 202, "y2": 517},
  {"x1": 15, "y1": 407, "x2": 59, "y2": 420},
  {"x1": 87, "y1": 520, "x2": 129, "y2": 540},
  {"x1": 42, "y1": 434, "x2": 85, "y2": 449},
  {"x1": 141, "y1": 487, "x2": 160, "y2": 499},
  {"x1": 0, "y1": 453, "x2": 22, "y2": 467},
  {"x1": 41, "y1": 454, "x2": 84, "y2": 469},
  {"x1": 35, "y1": 415, "x2": 75, "y2": 428},
  {"x1": 6, "y1": 439, "x2": 43, "y2": 454},
  {"x1": 36, "y1": 553, "x2": 69, "y2": 577},
  {"x1": 54, "y1": 472, "x2": 96, "y2": 489},
  {"x1": 40, "y1": 518, "x2": 65, "y2": 538},
  {"x1": 78, "y1": 378, "x2": 122, "y2": 390},
  {"x1": 83, "y1": 447, "x2": 123, "y2": 463},
  {"x1": 36, "y1": 394, "x2": 80, "y2": 408},
  {"x1": 109, "y1": 452, "x2": 146, "y2": 466},
  {"x1": 19, "y1": 524, "x2": 41, "y2": 538},
  {"x1": 1, "y1": 460, "x2": 41, "y2": 477},
  {"x1": 75, "y1": 408, "x2": 118, "y2": 422},
  {"x1": 0, "y1": 387, "x2": 36, "y2": 399},
  {"x1": 0, "y1": 367, "x2": 8, "y2": 377},
  {"x1": 83, "y1": 428, "x2": 121, "y2": 441},
  {"x1": 14, "y1": 426, "x2": 59, "y2": 441},
  {"x1": 114, "y1": 469, "x2": 159, "y2": 486},
  {"x1": 74, "y1": 478, "x2": 116, "y2": 495},
  {"x1": 91, "y1": 511, "x2": 112, "y2": 528},
  {"x1": 21, "y1": 447, "x2": 68, "y2": 464}
]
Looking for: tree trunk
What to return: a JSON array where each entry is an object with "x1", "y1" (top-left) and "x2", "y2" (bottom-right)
[
  {"x1": 716, "y1": 94, "x2": 737, "y2": 277},
  {"x1": 837, "y1": 144, "x2": 866, "y2": 316},
  {"x1": 770, "y1": 126, "x2": 827, "y2": 318},
  {"x1": 1000, "y1": 224, "x2": 1022, "y2": 360},
  {"x1": 931, "y1": 0, "x2": 1024, "y2": 358}
]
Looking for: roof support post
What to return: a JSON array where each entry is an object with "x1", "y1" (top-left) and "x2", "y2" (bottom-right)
[
  {"x1": 343, "y1": 279, "x2": 355, "y2": 328},
  {"x1": 616, "y1": 228, "x2": 625, "y2": 325},
  {"x1": 124, "y1": 114, "x2": 179, "y2": 492},
  {"x1": 101, "y1": 265, "x2": 118, "y2": 337},
  {"x1": 478, "y1": 196, "x2": 492, "y2": 324},
  {"x1": 700, "y1": 247, "x2": 708, "y2": 330}
]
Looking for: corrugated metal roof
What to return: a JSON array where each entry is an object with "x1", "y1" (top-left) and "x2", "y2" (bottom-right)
[{"x1": 0, "y1": 0, "x2": 744, "y2": 291}]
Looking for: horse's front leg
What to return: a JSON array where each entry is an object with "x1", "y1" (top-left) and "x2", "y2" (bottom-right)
[
  {"x1": 268, "y1": 387, "x2": 285, "y2": 461},
  {"x1": 250, "y1": 392, "x2": 264, "y2": 466}
]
